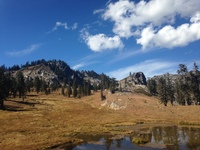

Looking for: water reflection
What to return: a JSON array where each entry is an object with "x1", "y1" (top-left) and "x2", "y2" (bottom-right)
[
  {"x1": 151, "y1": 126, "x2": 200, "y2": 150},
  {"x1": 58, "y1": 126, "x2": 200, "y2": 150},
  {"x1": 151, "y1": 126, "x2": 179, "y2": 149}
]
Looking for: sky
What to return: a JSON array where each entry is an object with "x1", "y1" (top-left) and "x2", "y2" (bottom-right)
[{"x1": 1, "y1": 0, "x2": 200, "y2": 80}]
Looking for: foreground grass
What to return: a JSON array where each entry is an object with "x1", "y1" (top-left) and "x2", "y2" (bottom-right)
[{"x1": 0, "y1": 91, "x2": 200, "y2": 149}]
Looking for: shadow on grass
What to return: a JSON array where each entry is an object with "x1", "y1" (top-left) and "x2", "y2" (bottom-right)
[
  {"x1": 2, "y1": 99, "x2": 41, "y2": 111},
  {"x1": 3, "y1": 105, "x2": 30, "y2": 112}
]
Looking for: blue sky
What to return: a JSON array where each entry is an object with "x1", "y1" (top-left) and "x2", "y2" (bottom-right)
[{"x1": 1, "y1": 0, "x2": 200, "y2": 80}]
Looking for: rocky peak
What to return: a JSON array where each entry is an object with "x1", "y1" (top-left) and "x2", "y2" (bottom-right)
[{"x1": 118, "y1": 72, "x2": 147, "y2": 91}]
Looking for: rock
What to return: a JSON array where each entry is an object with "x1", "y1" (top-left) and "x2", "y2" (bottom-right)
[{"x1": 118, "y1": 72, "x2": 147, "y2": 92}]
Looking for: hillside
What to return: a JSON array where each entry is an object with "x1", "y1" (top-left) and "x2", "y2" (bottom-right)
[{"x1": 10, "y1": 59, "x2": 110, "y2": 88}]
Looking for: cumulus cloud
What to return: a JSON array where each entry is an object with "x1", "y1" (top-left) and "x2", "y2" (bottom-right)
[
  {"x1": 81, "y1": 29, "x2": 124, "y2": 52},
  {"x1": 7, "y1": 44, "x2": 41, "y2": 57},
  {"x1": 101, "y1": 0, "x2": 200, "y2": 38},
  {"x1": 137, "y1": 12, "x2": 200, "y2": 49},
  {"x1": 83, "y1": 0, "x2": 200, "y2": 52},
  {"x1": 90, "y1": 0, "x2": 200, "y2": 50},
  {"x1": 107, "y1": 59, "x2": 178, "y2": 80}
]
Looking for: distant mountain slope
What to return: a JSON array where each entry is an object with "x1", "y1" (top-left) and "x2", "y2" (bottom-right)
[{"x1": 10, "y1": 59, "x2": 111, "y2": 87}]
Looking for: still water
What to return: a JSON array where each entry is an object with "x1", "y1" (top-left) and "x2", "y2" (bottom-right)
[{"x1": 60, "y1": 126, "x2": 200, "y2": 150}]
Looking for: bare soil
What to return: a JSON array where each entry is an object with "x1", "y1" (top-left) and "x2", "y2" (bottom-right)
[{"x1": 0, "y1": 90, "x2": 200, "y2": 150}]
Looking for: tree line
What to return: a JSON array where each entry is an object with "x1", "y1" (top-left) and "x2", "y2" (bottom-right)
[{"x1": 147, "y1": 62, "x2": 200, "y2": 106}]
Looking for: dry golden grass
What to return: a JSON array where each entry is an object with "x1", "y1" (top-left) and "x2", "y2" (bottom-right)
[{"x1": 0, "y1": 90, "x2": 200, "y2": 149}]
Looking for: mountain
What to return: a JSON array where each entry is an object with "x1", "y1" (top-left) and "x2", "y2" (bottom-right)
[{"x1": 10, "y1": 59, "x2": 112, "y2": 88}]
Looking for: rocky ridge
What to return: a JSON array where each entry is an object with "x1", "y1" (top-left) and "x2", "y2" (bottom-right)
[{"x1": 118, "y1": 72, "x2": 147, "y2": 92}]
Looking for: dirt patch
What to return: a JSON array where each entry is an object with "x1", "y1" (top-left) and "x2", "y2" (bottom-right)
[{"x1": 0, "y1": 91, "x2": 200, "y2": 149}]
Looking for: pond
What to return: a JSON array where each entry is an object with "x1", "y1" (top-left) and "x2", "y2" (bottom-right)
[{"x1": 57, "y1": 126, "x2": 200, "y2": 150}]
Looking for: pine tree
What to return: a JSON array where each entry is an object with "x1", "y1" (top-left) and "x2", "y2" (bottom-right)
[
  {"x1": 10, "y1": 77, "x2": 17, "y2": 98},
  {"x1": 177, "y1": 64, "x2": 191, "y2": 105},
  {"x1": 67, "y1": 81, "x2": 72, "y2": 97},
  {"x1": 165, "y1": 73, "x2": 175, "y2": 105},
  {"x1": 16, "y1": 71, "x2": 26, "y2": 99},
  {"x1": 34, "y1": 76, "x2": 41, "y2": 93},
  {"x1": 157, "y1": 76, "x2": 168, "y2": 106},
  {"x1": 93, "y1": 82, "x2": 98, "y2": 92},
  {"x1": 87, "y1": 80, "x2": 91, "y2": 95},
  {"x1": 175, "y1": 78, "x2": 185, "y2": 105},
  {"x1": 189, "y1": 62, "x2": 200, "y2": 104},
  {"x1": 72, "y1": 78, "x2": 77, "y2": 97},
  {"x1": 78, "y1": 85, "x2": 82, "y2": 98},
  {"x1": 61, "y1": 86, "x2": 65, "y2": 96},
  {"x1": 0, "y1": 66, "x2": 10, "y2": 109},
  {"x1": 147, "y1": 78, "x2": 157, "y2": 95}
]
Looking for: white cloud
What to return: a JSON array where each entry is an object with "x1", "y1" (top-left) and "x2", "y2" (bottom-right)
[
  {"x1": 6, "y1": 44, "x2": 41, "y2": 57},
  {"x1": 107, "y1": 59, "x2": 178, "y2": 80},
  {"x1": 47, "y1": 21, "x2": 78, "y2": 34},
  {"x1": 137, "y1": 12, "x2": 200, "y2": 49},
  {"x1": 81, "y1": 30, "x2": 124, "y2": 52},
  {"x1": 108, "y1": 49, "x2": 142, "y2": 64},
  {"x1": 71, "y1": 23, "x2": 78, "y2": 30},
  {"x1": 52, "y1": 21, "x2": 69, "y2": 31},
  {"x1": 72, "y1": 61, "x2": 100, "y2": 70},
  {"x1": 83, "y1": 0, "x2": 200, "y2": 51},
  {"x1": 101, "y1": 0, "x2": 200, "y2": 39},
  {"x1": 72, "y1": 63, "x2": 84, "y2": 70}
]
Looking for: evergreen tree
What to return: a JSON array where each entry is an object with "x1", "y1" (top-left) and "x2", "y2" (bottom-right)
[
  {"x1": 25, "y1": 79, "x2": 33, "y2": 93},
  {"x1": 189, "y1": 62, "x2": 200, "y2": 104},
  {"x1": 93, "y1": 82, "x2": 98, "y2": 92},
  {"x1": 147, "y1": 78, "x2": 157, "y2": 95},
  {"x1": 72, "y1": 78, "x2": 77, "y2": 97},
  {"x1": 165, "y1": 73, "x2": 175, "y2": 105},
  {"x1": 157, "y1": 76, "x2": 168, "y2": 106},
  {"x1": 61, "y1": 86, "x2": 65, "y2": 96},
  {"x1": 41, "y1": 80, "x2": 48, "y2": 95},
  {"x1": 34, "y1": 76, "x2": 41, "y2": 93},
  {"x1": 177, "y1": 64, "x2": 191, "y2": 105},
  {"x1": 87, "y1": 80, "x2": 91, "y2": 96},
  {"x1": 175, "y1": 78, "x2": 185, "y2": 105},
  {"x1": 78, "y1": 85, "x2": 82, "y2": 98},
  {"x1": 16, "y1": 71, "x2": 26, "y2": 99},
  {"x1": 67, "y1": 81, "x2": 72, "y2": 97},
  {"x1": 10, "y1": 77, "x2": 17, "y2": 98},
  {"x1": 0, "y1": 66, "x2": 10, "y2": 109},
  {"x1": 83, "y1": 81, "x2": 87, "y2": 96}
]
